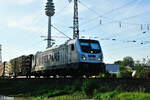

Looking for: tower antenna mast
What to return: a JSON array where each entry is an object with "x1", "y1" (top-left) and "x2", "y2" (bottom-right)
[
  {"x1": 45, "y1": 0, "x2": 55, "y2": 48},
  {"x1": 73, "y1": 0, "x2": 79, "y2": 39}
]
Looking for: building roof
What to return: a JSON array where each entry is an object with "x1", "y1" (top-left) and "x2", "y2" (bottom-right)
[{"x1": 126, "y1": 65, "x2": 136, "y2": 70}]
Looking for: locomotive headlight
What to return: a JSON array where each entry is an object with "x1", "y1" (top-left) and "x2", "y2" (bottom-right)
[
  {"x1": 98, "y1": 56, "x2": 102, "y2": 61},
  {"x1": 81, "y1": 54, "x2": 86, "y2": 60}
]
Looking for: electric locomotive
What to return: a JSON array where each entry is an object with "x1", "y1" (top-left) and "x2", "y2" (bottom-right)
[{"x1": 31, "y1": 38, "x2": 105, "y2": 77}]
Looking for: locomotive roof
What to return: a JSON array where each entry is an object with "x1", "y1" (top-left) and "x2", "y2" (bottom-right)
[
  {"x1": 36, "y1": 38, "x2": 100, "y2": 54},
  {"x1": 79, "y1": 39, "x2": 99, "y2": 42},
  {"x1": 43, "y1": 39, "x2": 76, "y2": 52}
]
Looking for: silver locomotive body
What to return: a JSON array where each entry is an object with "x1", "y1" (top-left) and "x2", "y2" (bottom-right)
[{"x1": 31, "y1": 39, "x2": 105, "y2": 77}]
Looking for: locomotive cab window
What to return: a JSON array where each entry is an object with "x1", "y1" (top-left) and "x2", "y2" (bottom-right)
[
  {"x1": 79, "y1": 39, "x2": 101, "y2": 53},
  {"x1": 91, "y1": 43, "x2": 100, "y2": 50},
  {"x1": 71, "y1": 44, "x2": 74, "y2": 51}
]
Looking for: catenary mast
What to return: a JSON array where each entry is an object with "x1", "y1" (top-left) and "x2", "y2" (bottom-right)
[
  {"x1": 45, "y1": 0, "x2": 55, "y2": 48},
  {"x1": 73, "y1": 0, "x2": 79, "y2": 39}
]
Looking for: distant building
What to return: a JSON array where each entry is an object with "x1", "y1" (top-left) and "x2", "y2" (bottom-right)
[
  {"x1": 0, "y1": 44, "x2": 2, "y2": 76},
  {"x1": 106, "y1": 64, "x2": 120, "y2": 74},
  {"x1": 145, "y1": 64, "x2": 150, "y2": 67},
  {"x1": 0, "y1": 63, "x2": 3, "y2": 76}
]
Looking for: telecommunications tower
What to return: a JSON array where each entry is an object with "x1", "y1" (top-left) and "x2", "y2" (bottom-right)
[{"x1": 45, "y1": 0, "x2": 55, "y2": 48}]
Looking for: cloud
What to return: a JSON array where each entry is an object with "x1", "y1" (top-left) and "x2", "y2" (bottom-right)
[
  {"x1": 6, "y1": 15, "x2": 46, "y2": 33},
  {"x1": 110, "y1": 0, "x2": 150, "y2": 21},
  {"x1": 15, "y1": 0, "x2": 36, "y2": 5},
  {"x1": 6, "y1": 14, "x2": 68, "y2": 39},
  {"x1": 2, "y1": 0, "x2": 36, "y2": 5},
  {"x1": 58, "y1": 2, "x2": 90, "y2": 16}
]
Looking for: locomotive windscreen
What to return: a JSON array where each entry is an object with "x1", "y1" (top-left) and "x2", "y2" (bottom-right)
[{"x1": 79, "y1": 39, "x2": 101, "y2": 53}]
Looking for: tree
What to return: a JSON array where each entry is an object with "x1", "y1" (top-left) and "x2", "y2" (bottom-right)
[
  {"x1": 114, "y1": 57, "x2": 134, "y2": 78},
  {"x1": 122, "y1": 56, "x2": 134, "y2": 67},
  {"x1": 146, "y1": 59, "x2": 150, "y2": 66},
  {"x1": 118, "y1": 70, "x2": 132, "y2": 78},
  {"x1": 142, "y1": 58, "x2": 146, "y2": 65},
  {"x1": 135, "y1": 60, "x2": 142, "y2": 70},
  {"x1": 134, "y1": 59, "x2": 150, "y2": 79},
  {"x1": 114, "y1": 60, "x2": 122, "y2": 65},
  {"x1": 135, "y1": 67, "x2": 150, "y2": 79}
]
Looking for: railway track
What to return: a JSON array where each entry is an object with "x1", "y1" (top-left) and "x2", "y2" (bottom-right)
[
  {"x1": 1, "y1": 77, "x2": 150, "y2": 85},
  {"x1": 0, "y1": 78, "x2": 150, "y2": 96}
]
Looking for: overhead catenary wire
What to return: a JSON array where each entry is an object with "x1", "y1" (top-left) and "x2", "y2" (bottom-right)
[
  {"x1": 120, "y1": 10, "x2": 150, "y2": 21},
  {"x1": 51, "y1": 36, "x2": 68, "y2": 38},
  {"x1": 49, "y1": 0, "x2": 150, "y2": 46},
  {"x1": 78, "y1": 1, "x2": 150, "y2": 47},
  {"x1": 96, "y1": 25, "x2": 148, "y2": 46},
  {"x1": 81, "y1": 21, "x2": 143, "y2": 43},
  {"x1": 102, "y1": 35, "x2": 150, "y2": 56},
  {"x1": 100, "y1": 0, "x2": 137, "y2": 16},
  {"x1": 77, "y1": 0, "x2": 150, "y2": 62},
  {"x1": 51, "y1": 25, "x2": 72, "y2": 39},
  {"x1": 78, "y1": 0, "x2": 135, "y2": 23},
  {"x1": 54, "y1": 2, "x2": 70, "y2": 16},
  {"x1": 78, "y1": 0, "x2": 150, "y2": 28},
  {"x1": 104, "y1": 40, "x2": 150, "y2": 56}
]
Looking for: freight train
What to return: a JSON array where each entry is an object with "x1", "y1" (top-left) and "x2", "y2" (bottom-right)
[{"x1": 2, "y1": 38, "x2": 105, "y2": 78}]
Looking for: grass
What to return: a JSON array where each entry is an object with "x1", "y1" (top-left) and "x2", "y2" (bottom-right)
[
  {"x1": 0, "y1": 78, "x2": 74, "y2": 96},
  {"x1": 13, "y1": 92, "x2": 150, "y2": 100},
  {"x1": 94, "y1": 90, "x2": 119, "y2": 100},
  {"x1": 116, "y1": 92, "x2": 150, "y2": 100},
  {"x1": 15, "y1": 92, "x2": 87, "y2": 100},
  {"x1": 0, "y1": 78, "x2": 150, "y2": 100}
]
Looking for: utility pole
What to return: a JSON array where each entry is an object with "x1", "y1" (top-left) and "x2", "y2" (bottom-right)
[
  {"x1": 73, "y1": 0, "x2": 79, "y2": 39},
  {"x1": 45, "y1": 0, "x2": 55, "y2": 48}
]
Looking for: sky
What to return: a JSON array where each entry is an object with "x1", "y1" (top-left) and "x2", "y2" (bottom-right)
[{"x1": 0, "y1": 0, "x2": 150, "y2": 63}]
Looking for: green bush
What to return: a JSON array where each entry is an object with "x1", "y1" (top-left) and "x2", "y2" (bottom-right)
[
  {"x1": 81, "y1": 79, "x2": 100, "y2": 96},
  {"x1": 64, "y1": 80, "x2": 81, "y2": 93},
  {"x1": 96, "y1": 71, "x2": 112, "y2": 78},
  {"x1": 114, "y1": 85, "x2": 124, "y2": 93},
  {"x1": 71, "y1": 79, "x2": 81, "y2": 91},
  {"x1": 118, "y1": 70, "x2": 132, "y2": 78}
]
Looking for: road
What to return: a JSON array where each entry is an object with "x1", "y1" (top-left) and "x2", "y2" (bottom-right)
[{"x1": 0, "y1": 95, "x2": 14, "y2": 100}]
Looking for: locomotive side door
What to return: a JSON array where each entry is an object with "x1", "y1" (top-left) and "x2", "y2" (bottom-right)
[
  {"x1": 68, "y1": 44, "x2": 75, "y2": 64},
  {"x1": 68, "y1": 44, "x2": 72, "y2": 64}
]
